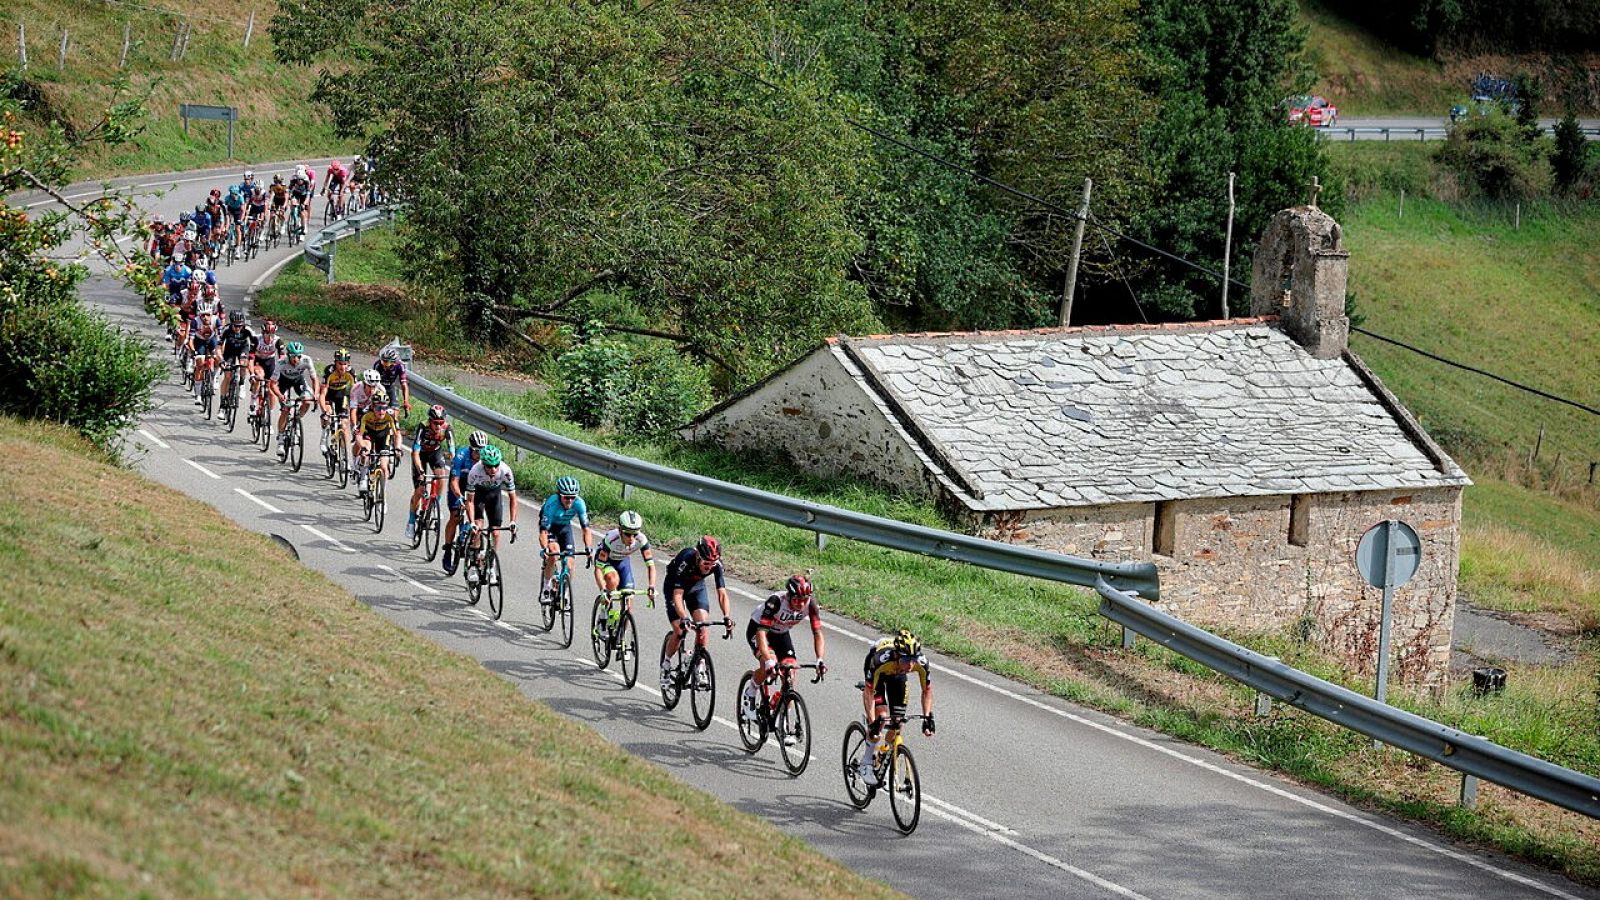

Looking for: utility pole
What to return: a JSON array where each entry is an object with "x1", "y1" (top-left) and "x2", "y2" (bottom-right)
[
  {"x1": 1058, "y1": 177, "x2": 1093, "y2": 327},
  {"x1": 1221, "y1": 171, "x2": 1236, "y2": 319},
  {"x1": 17, "y1": 23, "x2": 26, "y2": 70}
]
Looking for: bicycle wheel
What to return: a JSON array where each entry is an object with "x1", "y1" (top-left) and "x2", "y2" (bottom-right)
[
  {"x1": 361, "y1": 468, "x2": 374, "y2": 522},
  {"x1": 249, "y1": 394, "x2": 263, "y2": 444},
  {"x1": 223, "y1": 379, "x2": 238, "y2": 432},
  {"x1": 422, "y1": 501, "x2": 441, "y2": 561},
  {"x1": 486, "y1": 547, "x2": 504, "y2": 620},
  {"x1": 735, "y1": 672, "x2": 766, "y2": 753},
  {"x1": 323, "y1": 432, "x2": 336, "y2": 480},
  {"x1": 540, "y1": 574, "x2": 558, "y2": 631},
  {"x1": 689, "y1": 647, "x2": 716, "y2": 732},
  {"x1": 408, "y1": 498, "x2": 425, "y2": 550},
  {"x1": 289, "y1": 416, "x2": 304, "y2": 472},
  {"x1": 258, "y1": 404, "x2": 272, "y2": 453},
  {"x1": 659, "y1": 634, "x2": 682, "y2": 710},
  {"x1": 617, "y1": 612, "x2": 639, "y2": 689},
  {"x1": 888, "y1": 745, "x2": 922, "y2": 834},
  {"x1": 201, "y1": 372, "x2": 214, "y2": 420},
  {"x1": 558, "y1": 578, "x2": 575, "y2": 649},
  {"x1": 373, "y1": 470, "x2": 387, "y2": 533},
  {"x1": 776, "y1": 692, "x2": 812, "y2": 776},
  {"x1": 842, "y1": 722, "x2": 875, "y2": 809},
  {"x1": 590, "y1": 596, "x2": 612, "y2": 669}
]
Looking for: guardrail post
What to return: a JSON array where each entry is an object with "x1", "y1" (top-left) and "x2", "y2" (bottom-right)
[
  {"x1": 1383, "y1": 128, "x2": 1390, "y2": 142},
  {"x1": 621, "y1": 483, "x2": 634, "y2": 501},
  {"x1": 325, "y1": 241, "x2": 335, "y2": 284},
  {"x1": 815, "y1": 532, "x2": 828, "y2": 551},
  {"x1": 1255, "y1": 657, "x2": 1278, "y2": 715},
  {"x1": 1121, "y1": 625, "x2": 1135, "y2": 650},
  {"x1": 1417, "y1": 128, "x2": 1425, "y2": 142},
  {"x1": 1459, "y1": 774, "x2": 1479, "y2": 809}
]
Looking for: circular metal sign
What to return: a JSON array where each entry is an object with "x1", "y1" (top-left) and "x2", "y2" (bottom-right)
[{"x1": 1355, "y1": 520, "x2": 1422, "y2": 589}]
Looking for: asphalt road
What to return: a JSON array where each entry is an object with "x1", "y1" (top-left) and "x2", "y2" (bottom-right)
[
  {"x1": 37, "y1": 165, "x2": 1600, "y2": 899},
  {"x1": 1320, "y1": 116, "x2": 1600, "y2": 141}
]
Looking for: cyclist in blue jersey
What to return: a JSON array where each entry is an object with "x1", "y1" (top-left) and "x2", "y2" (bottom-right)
[
  {"x1": 660, "y1": 535, "x2": 733, "y2": 687},
  {"x1": 442, "y1": 430, "x2": 488, "y2": 575},
  {"x1": 538, "y1": 475, "x2": 593, "y2": 604}
]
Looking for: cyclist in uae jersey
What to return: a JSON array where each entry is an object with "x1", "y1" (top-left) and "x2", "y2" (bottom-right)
[
  {"x1": 442, "y1": 430, "x2": 488, "y2": 575},
  {"x1": 741, "y1": 574, "x2": 827, "y2": 727},
  {"x1": 248, "y1": 321, "x2": 284, "y2": 419},
  {"x1": 538, "y1": 475, "x2": 592, "y2": 601},
  {"x1": 406, "y1": 405, "x2": 454, "y2": 540},
  {"x1": 592, "y1": 510, "x2": 656, "y2": 614},
  {"x1": 659, "y1": 536, "x2": 733, "y2": 687}
]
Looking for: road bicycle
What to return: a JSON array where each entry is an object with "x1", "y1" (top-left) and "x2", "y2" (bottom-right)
[
  {"x1": 737, "y1": 662, "x2": 822, "y2": 776},
  {"x1": 277, "y1": 392, "x2": 313, "y2": 473},
  {"x1": 540, "y1": 548, "x2": 590, "y2": 646},
  {"x1": 220, "y1": 361, "x2": 243, "y2": 433},
  {"x1": 590, "y1": 586, "x2": 649, "y2": 688},
  {"x1": 248, "y1": 376, "x2": 275, "y2": 452},
  {"x1": 323, "y1": 187, "x2": 345, "y2": 225},
  {"x1": 225, "y1": 223, "x2": 239, "y2": 267},
  {"x1": 320, "y1": 411, "x2": 351, "y2": 488},
  {"x1": 842, "y1": 710, "x2": 932, "y2": 835},
  {"x1": 463, "y1": 523, "x2": 516, "y2": 616},
  {"x1": 659, "y1": 618, "x2": 730, "y2": 732},
  {"x1": 362, "y1": 447, "x2": 400, "y2": 533},
  {"x1": 266, "y1": 207, "x2": 284, "y2": 249},
  {"x1": 244, "y1": 215, "x2": 264, "y2": 261},
  {"x1": 197, "y1": 357, "x2": 218, "y2": 421},
  {"x1": 287, "y1": 203, "x2": 304, "y2": 246},
  {"x1": 410, "y1": 472, "x2": 446, "y2": 561}
]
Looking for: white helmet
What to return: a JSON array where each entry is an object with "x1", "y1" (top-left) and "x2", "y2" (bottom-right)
[
  {"x1": 362, "y1": 369, "x2": 382, "y2": 386},
  {"x1": 295, "y1": 165, "x2": 308, "y2": 179}
]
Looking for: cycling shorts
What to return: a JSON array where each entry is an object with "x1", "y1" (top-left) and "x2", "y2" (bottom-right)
[
  {"x1": 253, "y1": 355, "x2": 278, "y2": 380},
  {"x1": 227, "y1": 206, "x2": 243, "y2": 222},
  {"x1": 190, "y1": 335, "x2": 218, "y2": 355},
  {"x1": 597, "y1": 555, "x2": 634, "y2": 588},
  {"x1": 412, "y1": 449, "x2": 450, "y2": 487},
  {"x1": 746, "y1": 620, "x2": 796, "y2": 660},
  {"x1": 471, "y1": 487, "x2": 507, "y2": 528},
  {"x1": 362, "y1": 429, "x2": 395, "y2": 449},
  {"x1": 325, "y1": 391, "x2": 351, "y2": 417},
  {"x1": 545, "y1": 521, "x2": 576, "y2": 553},
  {"x1": 276, "y1": 375, "x2": 310, "y2": 399},
  {"x1": 666, "y1": 580, "x2": 711, "y2": 624},
  {"x1": 870, "y1": 675, "x2": 910, "y2": 716}
]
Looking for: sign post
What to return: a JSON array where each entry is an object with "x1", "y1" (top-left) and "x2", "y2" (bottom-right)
[
  {"x1": 1355, "y1": 520, "x2": 1423, "y2": 720},
  {"x1": 179, "y1": 104, "x2": 240, "y2": 160}
]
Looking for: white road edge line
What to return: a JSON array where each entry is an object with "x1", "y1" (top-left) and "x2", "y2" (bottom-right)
[
  {"x1": 233, "y1": 488, "x2": 283, "y2": 514},
  {"x1": 136, "y1": 428, "x2": 170, "y2": 449},
  {"x1": 725, "y1": 585, "x2": 1581, "y2": 899},
  {"x1": 181, "y1": 458, "x2": 221, "y2": 480},
  {"x1": 301, "y1": 524, "x2": 356, "y2": 554},
  {"x1": 378, "y1": 564, "x2": 438, "y2": 595}
]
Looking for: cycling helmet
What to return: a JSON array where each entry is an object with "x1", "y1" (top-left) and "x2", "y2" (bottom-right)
[
  {"x1": 228, "y1": 309, "x2": 245, "y2": 325},
  {"x1": 273, "y1": 174, "x2": 284, "y2": 185},
  {"x1": 227, "y1": 186, "x2": 240, "y2": 197},
  {"x1": 480, "y1": 445, "x2": 503, "y2": 467},
  {"x1": 427, "y1": 404, "x2": 446, "y2": 422},
  {"x1": 618, "y1": 510, "x2": 643, "y2": 534},
  {"x1": 151, "y1": 213, "x2": 164, "y2": 224},
  {"x1": 262, "y1": 319, "x2": 278, "y2": 334},
  {"x1": 379, "y1": 346, "x2": 400, "y2": 363},
  {"x1": 785, "y1": 574, "x2": 813, "y2": 601},
  {"x1": 194, "y1": 203, "x2": 204, "y2": 215},
  {"x1": 294, "y1": 165, "x2": 307, "y2": 179},
  {"x1": 179, "y1": 212, "x2": 192, "y2": 224},
  {"x1": 467, "y1": 430, "x2": 489, "y2": 449},
  {"x1": 243, "y1": 169, "x2": 254, "y2": 179},
  {"x1": 695, "y1": 535, "x2": 720, "y2": 563},
  {"x1": 285, "y1": 341, "x2": 304, "y2": 356},
  {"x1": 369, "y1": 386, "x2": 388, "y2": 404},
  {"x1": 333, "y1": 347, "x2": 351, "y2": 363},
  {"x1": 209, "y1": 187, "x2": 221, "y2": 198},
  {"x1": 892, "y1": 629, "x2": 921, "y2": 659},
  {"x1": 362, "y1": 369, "x2": 381, "y2": 386},
  {"x1": 205, "y1": 271, "x2": 216, "y2": 285},
  {"x1": 555, "y1": 475, "x2": 580, "y2": 497}
]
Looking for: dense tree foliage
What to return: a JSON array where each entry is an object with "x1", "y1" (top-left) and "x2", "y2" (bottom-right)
[
  {"x1": 1436, "y1": 112, "x2": 1552, "y2": 198},
  {"x1": 1320, "y1": 0, "x2": 1600, "y2": 56}
]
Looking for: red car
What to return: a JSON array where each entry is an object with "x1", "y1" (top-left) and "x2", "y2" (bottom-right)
[{"x1": 1284, "y1": 95, "x2": 1339, "y2": 127}]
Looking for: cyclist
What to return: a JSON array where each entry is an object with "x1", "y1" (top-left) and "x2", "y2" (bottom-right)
[
  {"x1": 246, "y1": 186, "x2": 269, "y2": 249},
  {"x1": 188, "y1": 313, "x2": 221, "y2": 404},
  {"x1": 462, "y1": 445, "x2": 518, "y2": 580},
  {"x1": 350, "y1": 369, "x2": 382, "y2": 429},
  {"x1": 273, "y1": 342, "x2": 320, "y2": 450},
  {"x1": 406, "y1": 404, "x2": 455, "y2": 541},
  {"x1": 318, "y1": 348, "x2": 357, "y2": 456},
  {"x1": 442, "y1": 430, "x2": 489, "y2": 575},
  {"x1": 289, "y1": 166, "x2": 313, "y2": 232},
  {"x1": 218, "y1": 311, "x2": 255, "y2": 411},
  {"x1": 268, "y1": 175, "x2": 290, "y2": 236},
  {"x1": 741, "y1": 574, "x2": 826, "y2": 730},
  {"x1": 248, "y1": 319, "x2": 284, "y2": 420},
  {"x1": 348, "y1": 155, "x2": 367, "y2": 208},
  {"x1": 223, "y1": 186, "x2": 246, "y2": 249},
  {"x1": 353, "y1": 386, "x2": 401, "y2": 496},
  {"x1": 373, "y1": 347, "x2": 410, "y2": 413},
  {"x1": 195, "y1": 270, "x2": 222, "y2": 323},
  {"x1": 857, "y1": 629, "x2": 935, "y2": 786},
  {"x1": 660, "y1": 535, "x2": 733, "y2": 687},
  {"x1": 323, "y1": 159, "x2": 349, "y2": 216},
  {"x1": 162, "y1": 257, "x2": 190, "y2": 305},
  {"x1": 235, "y1": 168, "x2": 258, "y2": 200},
  {"x1": 537, "y1": 475, "x2": 593, "y2": 603},
  {"x1": 592, "y1": 510, "x2": 657, "y2": 614}
]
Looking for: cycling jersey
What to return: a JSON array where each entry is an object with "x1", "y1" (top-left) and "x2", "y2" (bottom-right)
[
  {"x1": 322, "y1": 364, "x2": 356, "y2": 394},
  {"x1": 219, "y1": 326, "x2": 255, "y2": 359},
  {"x1": 269, "y1": 183, "x2": 289, "y2": 206},
  {"x1": 252, "y1": 335, "x2": 283, "y2": 361},
  {"x1": 277, "y1": 354, "x2": 316, "y2": 383},
  {"x1": 663, "y1": 547, "x2": 725, "y2": 595},
  {"x1": 862, "y1": 637, "x2": 931, "y2": 693},
  {"x1": 225, "y1": 194, "x2": 244, "y2": 214},
  {"x1": 750, "y1": 591, "x2": 821, "y2": 635},
  {"x1": 538, "y1": 494, "x2": 589, "y2": 531},
  {"x1": 193, "y1": 211, "x2": 212, "y2": 234},
  {"x1": 374, "y1": 359, "x2": 407, "y2": 393},
  {"x1": 467, "y1": 462, "x2": 515, "y2": 492},
  {"x1": 289, "y1": 176, "x2": 310, "y2": 200},
  {"x1": 411, "y1": 422, "x2": 453, "y2": 454},
  {"x1": 449, "y1": 447, "x2": 475, "y2": 479},
  {"x1": 359, "y1": 406, "x2": 399, "y2": 435},
  {"x1": 163, "y1": 263, "x2": 190, "y2": 288},
  {"x1": 595, "y1": 528, "x2": 649, "y2": 562}
]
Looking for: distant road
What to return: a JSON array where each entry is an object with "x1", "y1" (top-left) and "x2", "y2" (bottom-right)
[{"x1": 1322, "y1": 116, "x2": 1600, "y2": 142}]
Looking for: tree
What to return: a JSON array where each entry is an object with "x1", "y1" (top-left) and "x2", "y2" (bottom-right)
[
  {"x1": 1551, "y1": 111, "x2": 1589, "y2": 193},
  {"x1": 0, "y1": 72, "x2": 165, "y2": 450},
  {"x1": 1436, "y1": 112, "x2": 1551, "y2": 199}
]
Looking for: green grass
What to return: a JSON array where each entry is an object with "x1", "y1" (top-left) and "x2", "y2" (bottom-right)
[
  {"x1": 3, "y1": 0, "x2": 354, "y2": 177},
  {"x1": 0, "y1": 415, "x2": 897, "y2": 898}
]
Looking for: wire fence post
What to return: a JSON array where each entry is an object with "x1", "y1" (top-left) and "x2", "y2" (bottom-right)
[
  {"x1": 169, "y1": 22, "x2": 183, "y2": 61},
  {"x1": 119, "y1": 22, "x2": 130, "y2": 68},
  {"x1": 179, "y1": 21, "x2": 191, "y2": 59},
  {"x1": 243, "y1": 10, "x2": 254, "y2": 48},
  {"x1": 1058, "y1": 177, "x2": 1092, "y2": 327},
  {"x1": 17, "y1": 23, "x2": 26, "y2": 69},
  {"x1": 1221, "y1": 171, "x2": 1235, "y2": 319},
  {"x1": 56, "y1": 27, "x2": 67, "y2": 71},
  {"x1": 1398, "y1": 188, "x2": 1404, "y2": 219}
]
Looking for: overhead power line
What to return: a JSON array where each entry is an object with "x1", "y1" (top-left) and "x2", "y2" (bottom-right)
[{"x1": 1351, "y1": 327, "x2": 1600, "y2": 419}]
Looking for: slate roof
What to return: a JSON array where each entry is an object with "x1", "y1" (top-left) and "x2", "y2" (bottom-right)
[{"x1": 832, "y1": 318, "x2": 1469, "y2": 512}]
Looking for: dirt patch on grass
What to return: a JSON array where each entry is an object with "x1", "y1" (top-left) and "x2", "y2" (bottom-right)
[{"x1": 325, "y1": 282, "x2": 414, "y2": 316}]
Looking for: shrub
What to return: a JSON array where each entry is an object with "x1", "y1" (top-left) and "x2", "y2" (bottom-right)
[
  {"x1": 556, "y1": 334, "x2": 710, "y2": 434},
  {"x1": 1435, "y1": 114, "x2": 1551, "y2": 200}
]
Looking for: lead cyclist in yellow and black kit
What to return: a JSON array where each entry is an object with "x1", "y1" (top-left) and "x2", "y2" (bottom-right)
[
  {"x1": 318, "y1": 348, "x2": 357, "y2": 456},
  {"x1": 858, "y1": 629, "x2": 935, "y2": 786},
  {"x1": 353, "y1": 386, "x2": 401, "y2": 497}
]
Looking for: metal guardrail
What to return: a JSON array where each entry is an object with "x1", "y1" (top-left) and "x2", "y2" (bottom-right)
[
  {"x1": 1096, "y1": 577, "x2": 1600, "y2": 819},
  {"x1": 1316, "y1": 125, "x2": 1600, "y2": 143},
  {"x1": 403, "y1": 368, "x2": 1161, "y2": 597},
  {"x1": 304, "y1": 205, "x2": 395, "y2": 279}
]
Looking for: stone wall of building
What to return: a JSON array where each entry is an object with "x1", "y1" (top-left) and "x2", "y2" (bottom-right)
[
  {"x1": 681, "y1": 348, "x2": 942, "y2": 501},
  {"x1": 980, "y1": 486, "x2": 1463, "y2": 683}
]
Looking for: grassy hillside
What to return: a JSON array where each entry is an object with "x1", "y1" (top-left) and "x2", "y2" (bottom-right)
[
  {"x1": 2, "y1": 0, "x2": 350, "y2": 176},
  {"x1": 0, "y1": 416, "x2": 894, "y2": 897},
  {"x1": 1300, "y1": 1, "x2": 1600, "y2": 115}
]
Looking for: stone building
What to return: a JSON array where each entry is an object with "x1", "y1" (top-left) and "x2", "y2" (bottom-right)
[{"x1": 682, "y1": 205, "x2": 1470, "y2": 682}]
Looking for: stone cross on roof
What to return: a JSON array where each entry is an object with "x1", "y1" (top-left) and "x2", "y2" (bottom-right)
[{"x1": 1307, "y1": 176, "x2": 1323, "y2": 209}]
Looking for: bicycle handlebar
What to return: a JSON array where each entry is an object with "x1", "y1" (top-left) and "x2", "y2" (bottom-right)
[
  {"x1": 682, "y1": 618, "x2": 733, "y2": 638},
  {"x1": 778, "y1": 662, "x2": 825, "y2": 684}
]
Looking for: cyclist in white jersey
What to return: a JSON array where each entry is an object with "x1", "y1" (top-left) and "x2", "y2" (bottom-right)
[{"x1": 592, "y1": 510, "x2": 656, "y2": 615}]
